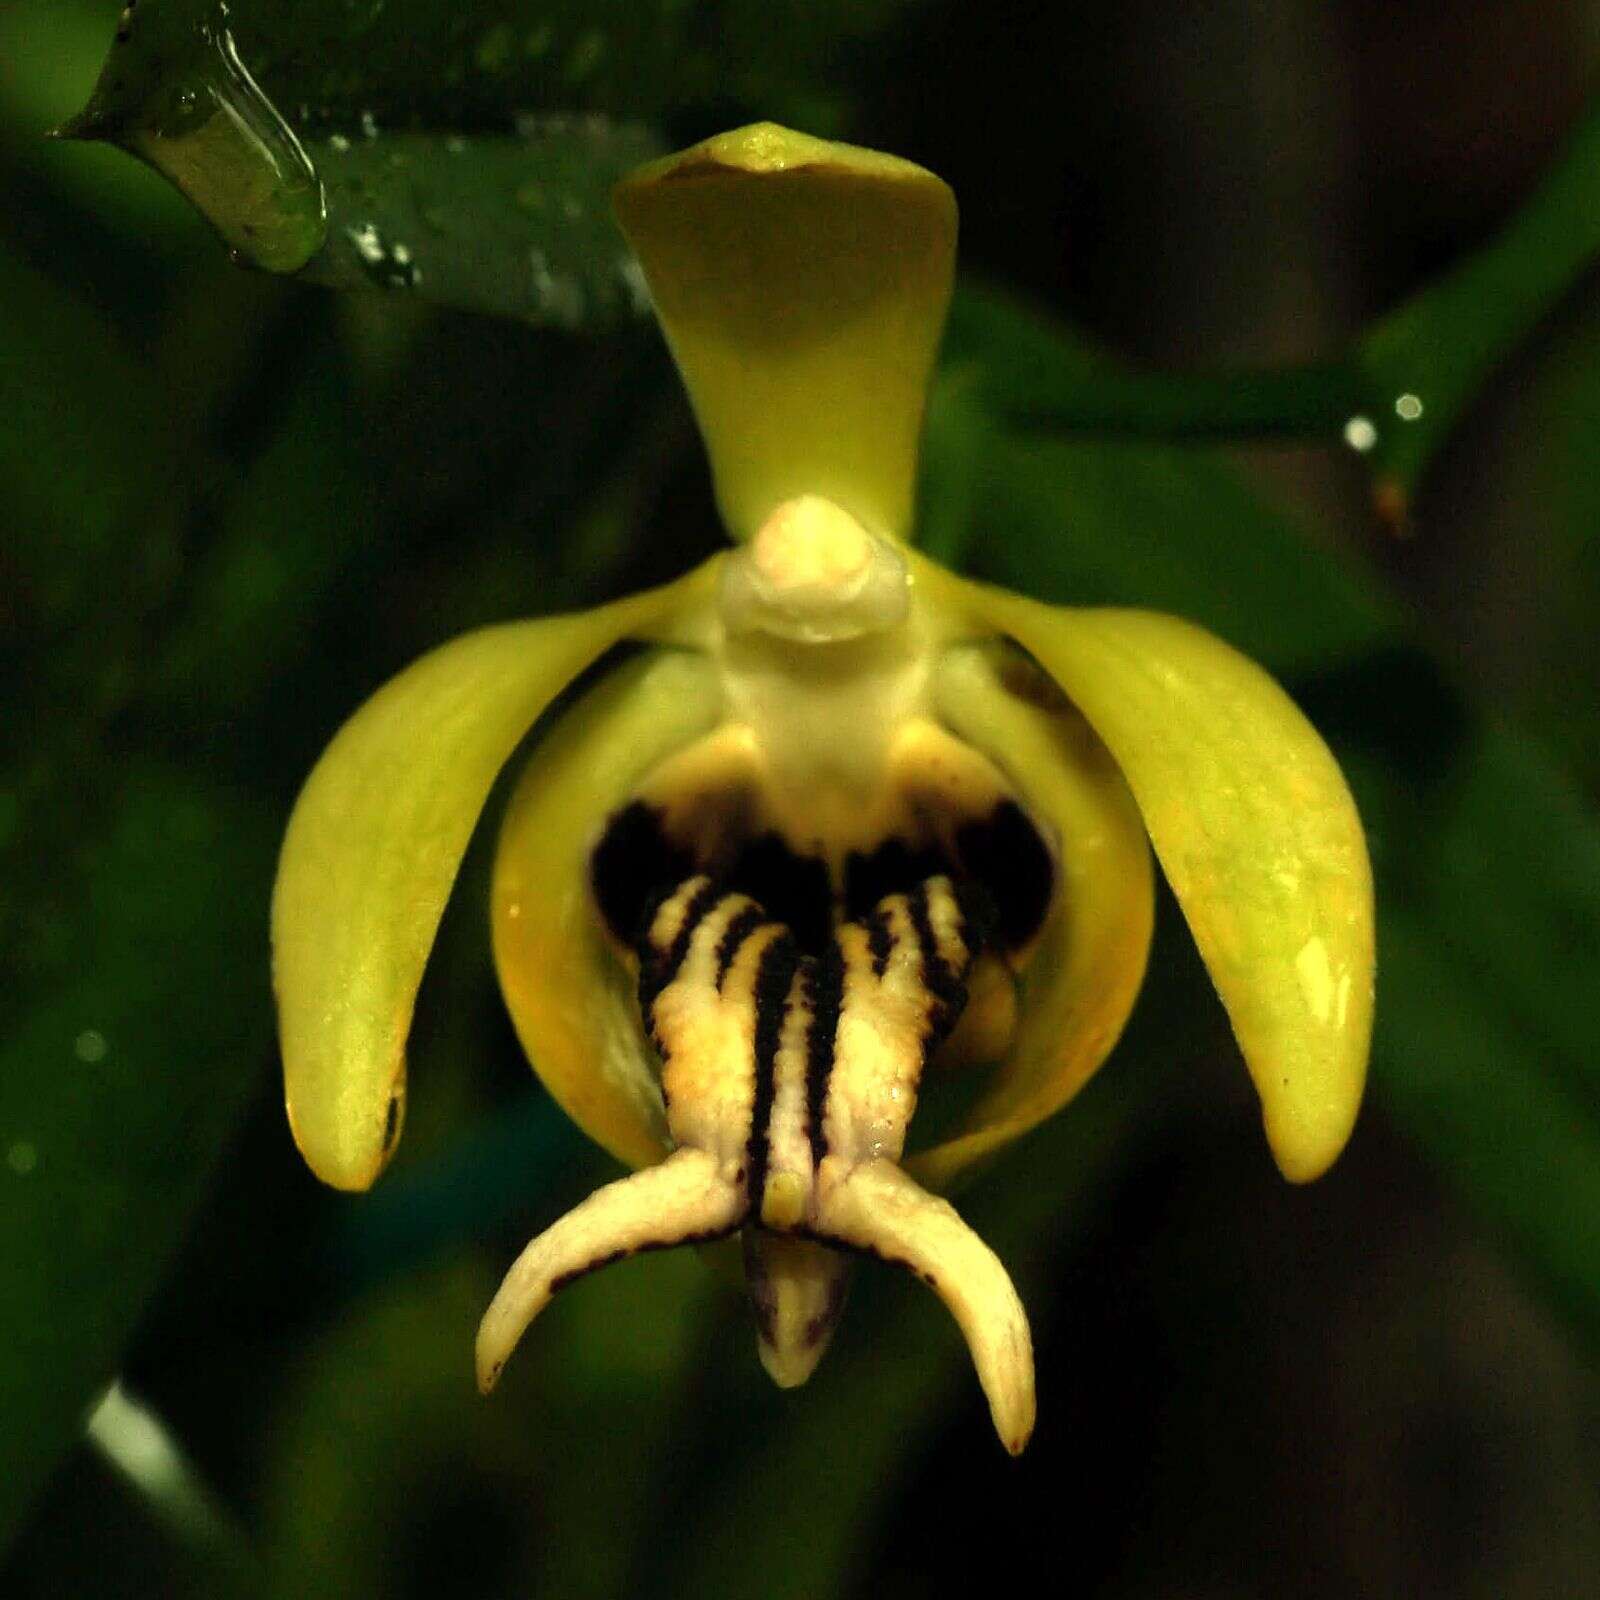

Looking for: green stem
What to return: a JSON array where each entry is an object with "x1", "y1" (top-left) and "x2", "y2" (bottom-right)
[
  {"x1": 996, "y1": 359, "x2": 1366, "y2": 441},
  {"x1": 945, "y1": 285, "x2": 1372, "y2": 449}
]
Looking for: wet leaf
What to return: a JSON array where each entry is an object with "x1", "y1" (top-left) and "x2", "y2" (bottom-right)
[
  {"x1": 296, "y1": 119, "x2": 658, "y2": 326},
  {"x1": 70, "y1": 0, "x2": 908, "y2": 140},
  {"x1": 60, "y1": 0, "x2": 912, "y2": 321}
]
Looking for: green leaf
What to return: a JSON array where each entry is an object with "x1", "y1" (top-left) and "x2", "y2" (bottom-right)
[
  {"x1": 936, "y1": 285, "x2": 1600, "y2": 1348},
  {"x1": 1368, "y1": 858, "x2": 1600, "y2": 1348},
  {"x1": 295, "y1": 120, "x2": 659, "y2": 325},
  {"x1": 1453, "y1": 289, "x2": 1600, "y2": 792},
  {"x1": 0, "y1": 764, "x2": 278, "y2": 1552},
  {"x1": 0, "y1": 191, "x2": 679, "y2": 1561},
  {"x1": 0, "y1": 248, "x2": 171, "y2": 601},
  {"x1": 0, "y1": 241, "x2": 190, "y2": 934},
  {"x1": 943, "y1": 288, "x2": 1392, "y2": 679},
  {"x1": 58, "y1": 0, "x2": 913, "y2": 322},
  {"x1": 69, "y1": 0, "x2": 908, "y2": 140}
]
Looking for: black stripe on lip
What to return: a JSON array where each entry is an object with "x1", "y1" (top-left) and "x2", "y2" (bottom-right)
[
  {"x1": 954, "y1": 798, "x2": 1055, "y2": 950},
  {"x1": 804, "y1": 938, "x2": 845, "y2": 1168},
  {"x1": 591, "y1": 800, "x2": 697, "y2": 946},
  {"x1": 907, "y1": 881, "x2": 968, "y2": 1043},
  {"x1": 745, "y1": 933, "x2": 801, "y2": 1210},
  {"x1": 548, "y1": 1223, "x2": 741, "y2": 1295},
  {"x1": 714, "y1": 903, "x2": 767, "y2": 991},
  {"x1": 866, "y1": 909, "x2": 893, "y2": 978},
  {"x1": 640, "y1": 877, "x2": 722, "y2": 1022}
]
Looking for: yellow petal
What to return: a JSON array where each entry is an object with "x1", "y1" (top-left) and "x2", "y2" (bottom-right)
[
  {"x1": 491, "y1": 648, "x2": 723, "y2": 1171},
  {"x1": 943, "y1": 567, "x2": 1374, "y2": 1182},
  {"x1": 273, "y1": 563, "x2": 716, "y2": 1191},
  {"x1": 613, "y1": 123, "x2": 956, "y2": 545},
  {"x1": 911, "y1": 645, "x2": 1155, "y2": 1191}
]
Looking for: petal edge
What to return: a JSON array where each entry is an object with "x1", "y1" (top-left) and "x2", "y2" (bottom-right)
[{"x1": 272, "y1": 565, "x2": 715, "y2": 1191}]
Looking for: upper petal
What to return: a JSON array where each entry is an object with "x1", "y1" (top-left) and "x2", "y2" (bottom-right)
[
  {"x1": 938, "y1": 566, "x2": 1374, "y2": 1182},
  {"x1": 613, "y1": 123, "x2": 956, "y2": 545},
  {"x1": 272, "y1": 564, "x2": 716, "y2": 1191}
]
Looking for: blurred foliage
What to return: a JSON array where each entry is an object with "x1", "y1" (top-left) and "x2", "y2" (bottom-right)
[
  {"x1": 939, "y1": 99, "x2": 1600, "y2": 508},
  {"x1": 2, "y1": 0, "x2": 1598, "y2": 1595}
]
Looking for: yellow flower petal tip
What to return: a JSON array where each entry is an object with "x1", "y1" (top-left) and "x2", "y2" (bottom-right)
[
  {"x1": 274, "y1": 122, "x2": 1372, "y2": 1453},
  {"x1": 613, "y1": 122, "x2": 956, "y2": 545}
]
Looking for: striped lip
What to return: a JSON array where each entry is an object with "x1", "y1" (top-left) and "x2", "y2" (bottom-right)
[{"x1": 476, "y1": 869, "x2": 1037, "y2": 1454}]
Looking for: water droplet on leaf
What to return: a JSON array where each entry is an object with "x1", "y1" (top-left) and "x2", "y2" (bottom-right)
[
  {"x1": 74, "y1": 1028, "x2": 109, "y2": 1064},
  {"x1": 346, "y1": 222, "x2": 420, "y2": 289}
]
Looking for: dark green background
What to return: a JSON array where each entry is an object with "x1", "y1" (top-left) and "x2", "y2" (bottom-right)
[{"x1": 2, "y1": 2, "x2": 1597, "y2": 1595}]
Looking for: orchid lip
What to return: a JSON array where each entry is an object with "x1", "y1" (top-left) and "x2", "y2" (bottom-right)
[{"x1": 477, "y1": 870, "x2": 1038, "y2": 1455}]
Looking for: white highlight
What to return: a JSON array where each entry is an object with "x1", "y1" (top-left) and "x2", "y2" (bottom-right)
[
  {"x1": 87, "y1": 1381, "x2": 250, "y2": 1559},
  {"x1": 1343, "y1": 416, "x2": 1378, "y2": 453},
  {"x1": 88, "y1": 1382, "x2": 189, "y2": 1505},
  {"x1": 1295, "y1": 936, "x2": 1335, "y2": 1026}
]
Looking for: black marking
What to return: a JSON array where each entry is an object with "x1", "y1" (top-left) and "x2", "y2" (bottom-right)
[
  {"x1": 952, "y1": 877, "x2": 1000, "y2": 951},
  {"x1": 745, "y1": 1232, "x2": 853, "y2": 1346},
  {"x1": 639, "y1": 877, "x2": 721, "y2": 1022},
  {"x1": 804, "y1": 940, "x2": 846, "y2": 1167},
  {"x1": 743, "y1": 1229, "x2": 778, "y2": 1340},
  {"x1": 955, "y1": 800, "x2": 1055, "y2": 949},
  {"x1": 714, "y1": 904, "x2": 767, "y2": 991},
  {"x1": 796, "y1": 1226, "x2": 918, "y2": 1278},
  {"x1": 748, "y1": 1285, "x2": 777, "y2": 1343},
  {"x1": 844, "y1": 838, "x2": 947, "y2": 922},
  {"x1": 745, "y1": 935, "x2": 801, "y2": 1209},
  {"x1": 547, "y1": 1225, "x2": 740, "y2": 1295},
  {"x1": 907, "y1": 882, "x2": 974, "y2": 1065},
  {"x1": 866, "y1": 910, "x2": 894, "y2": 978},
  {"x1": 803, "y1": 1267, "x2": 852, "y2": 1345},
  {"x1": 907, "y1": 883, "x2": 965, "y2": 1015},
  {"x1": 591, "y1": 800, "x2": 696, "y2": 945},
  {"x1": 381, "y1": 1090, "x2": 404, "y2": 1156},
  {"x1": 724, "y1": 832, "x2": 832, "y2": 954}
]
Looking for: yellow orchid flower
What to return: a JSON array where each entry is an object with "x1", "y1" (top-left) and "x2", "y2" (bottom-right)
[{"x1": 272, "y1": 123, "x2": 1374, "y2": 1456}]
